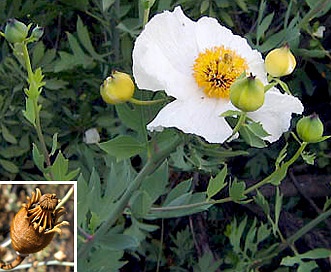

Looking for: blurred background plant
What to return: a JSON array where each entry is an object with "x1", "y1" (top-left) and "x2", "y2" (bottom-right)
[{"x1": 0, "y1": 0, "x2": 330, "y2": 271}]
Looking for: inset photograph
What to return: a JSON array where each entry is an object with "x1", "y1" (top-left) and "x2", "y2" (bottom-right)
[{"x1": 0, "y1": 182, "x2": 75, "y2": 271}]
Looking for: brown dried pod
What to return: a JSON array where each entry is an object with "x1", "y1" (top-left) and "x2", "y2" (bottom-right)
[
  {"x1": 0, "y1": 188, "x2": 69, "y2": 270},
  {"x1": 10, "y1": 188, "x2": 69, "y2": 254}
]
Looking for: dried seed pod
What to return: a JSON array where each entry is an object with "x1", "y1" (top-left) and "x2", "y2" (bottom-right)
[
  {"x1": 10, "y1": 188, "x2": 69, "y2": 254},
  {"x1": 1, "y1": 188, "x2": 69, "y2": 270}
]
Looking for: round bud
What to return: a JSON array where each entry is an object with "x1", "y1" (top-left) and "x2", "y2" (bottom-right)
[
  {"x1": 31, "y1": 26, "x2": 44, "y2": 41},
  {"x1": 230, "y1": 74, "x2": 265, "y2": 112},
  {"x1": 100, "y1": 71, "x2": 135, "y2": 104},
  {"x1": 265, "y1": 45, "x2": 296, "y2": 77},
  {"x1": 296, "y1": 114, "x2": 324, "y2": 143},
  {"x1": 4, "y1": 19, "x2": 28, "y2": 43}
]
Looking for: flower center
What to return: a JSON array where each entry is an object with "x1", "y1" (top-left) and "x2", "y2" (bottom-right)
[{"x1": 193, "y1": 46, "x2": 248, "y2": 99}]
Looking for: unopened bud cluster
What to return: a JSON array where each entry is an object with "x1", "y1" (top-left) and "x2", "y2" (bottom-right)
[{"x1": 3, "y1": 18, "x2": 44, "y2": 44}]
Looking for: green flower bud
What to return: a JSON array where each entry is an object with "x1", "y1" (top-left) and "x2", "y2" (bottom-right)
[
  {"x1": 230, "y1": 73, "x2": 265, "y2": 112},
  {"x1": 4, "y1": 19, "x2": 28, "y2": 43},
  {"x1": 265, "y1": 44, "x2": 296, "y2": 77},
  {"x1": 296, "y1": 114, "x2": 324, "y2": 143},
  {"x1": 31, "y1": 26, "x2": 44, "y2": 41},
  {"x1": 100, "y1": 71, "x2": 135, "y2": 104}
]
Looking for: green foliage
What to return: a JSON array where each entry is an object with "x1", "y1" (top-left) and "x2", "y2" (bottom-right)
[
  {"x1": 130, "y1": 190, "x2": 154, "y2": 218},
  {"x1": 229, "y1": 179, "x2": 247, "y2": 203},
  {"x1": 239, "y1": 121, "x2": 270, "y2": 148},
  {"x1": 193, "y1": 251, "x2": 222, "y2": 272},
  {"x1": 98, "y1": 135, "x2": 146, "y2": 161},
  {"x1": 254, "y1": 188, "x2": 283, "y2": 237},
  {"x1": 169, "y1": 227, "x2": 195, "y2": 268},
  {"x1": 0, "y1": 0, "x2": 331, "y2": 271},
  {"x1": 301, "y1": 151, "x2": 316, "y2": 165},
  {"x1": 77, "y1": 165, "x2": 135, "y2": 270},
  {"x1": 225, "y1": 217, "x2": 273, "y2": 271},
  {"x1": 222, "y1": 110, "x2": 270, "y2": 148},
  {"x1": 54, "y1": 17, "x2": 106, "y2": 72},
  {"x1": 146, "y1": 178, "x2": 211, "y2": 219},
  {"x1": 0, "y1": 158, "x2": 19, "y2": 173},
  {"x1": 169, "y1": 138, "x2": 248, "y2": 172},
  {"x1": 33, "y1": 143, "x2": 80, "y2": 181},
  {"x1": 139, "y1": 161, "x2": 169, "y2": 202},
  {"x1": 206, "y1": 165, "x2": 227, "y2": 200},
  {"x1": 78, "y1": 160, "x2": 136, "y2": 231},
  {"x1": 281, "y1": 248, "x2": 331, "y2": 272},
  {"x1": 82, "y1": 248, "x2": 127, "y2": 272}
]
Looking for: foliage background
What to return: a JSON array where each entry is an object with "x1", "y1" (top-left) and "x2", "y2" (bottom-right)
[{"x1": 0, "y1": 0, "x2": 330, "y2": 271}]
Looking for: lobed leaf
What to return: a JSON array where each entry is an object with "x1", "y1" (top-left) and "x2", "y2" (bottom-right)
[
  {"x1": 98, "y1": 135, "x2": 146, "y2": 161},
  {"x1": 207, "y1": 165, "x2": 227, "y2": 200}
]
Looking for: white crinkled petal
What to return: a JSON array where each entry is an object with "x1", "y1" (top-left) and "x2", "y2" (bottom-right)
[
  {"x1": 195, "y1": 17, "x2": 233, "y2": 51},
  {"x1": 147, "y1": 98, "x2": 235, "y2": 143},
  {"x1": 133, "y1": 7, "x2": 199, "y2": 99},
  {"x1": 247, "y1": 89, "x2": 304, "y2": 142}
]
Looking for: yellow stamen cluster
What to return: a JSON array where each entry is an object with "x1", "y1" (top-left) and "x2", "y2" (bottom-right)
[{"x1": 193, "y1": 46, "x2": 248, "y2": 99}]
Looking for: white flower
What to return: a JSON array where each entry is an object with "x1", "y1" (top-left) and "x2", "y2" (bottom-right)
[
  {"x1": 83, "y1": 128, "x2": 100, "y2": 144},
  {"x1": 133, "y1": 6, "x2": 303, "y2": 144},
  {"x1": 313, "y1": 26, "x2": 326, "y2": 38}
]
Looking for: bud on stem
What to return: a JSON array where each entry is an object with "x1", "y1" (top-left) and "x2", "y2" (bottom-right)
[
  {"x1": 230, "y1": 73, "x2": 265, "y2": 112},
  {"x1": 4, "y1": 19, "x2": 28, "y2": 43},
  {"x1": 31, "y1": 26, "x2": 44, "y2": 41},
  {"x1": 100, "y1": 71, "x2": 135, "y2": 104},
  {"x1": 296, "y1": 114, "x2": 324, "y2": 143},
  {"x1": 265, "y1": 44, "x2": 296, "y2": 77}
]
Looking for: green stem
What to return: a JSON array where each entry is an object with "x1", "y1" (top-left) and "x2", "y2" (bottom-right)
[
  {"x1": 286, "y1": 142, "x2": 307, "y2": 166},
  {"x1": 85, "y1": 10, "x2": 110, "y2": 28},
  {"x1": 287, "y1": 207, "x2": 331, "y2": 247},
  {"x1": 150, "y1": 142, "x2": 307, "y2": 214},
  {"x1": 129, "y1": 97, "x2": 168, "y2": 105},
  {"x1": 297, "y1": 0, "x2": 330, "y2": 30},
  {"x1": 268, "y1": 214, "x2": 300, "y2": 255},
  {"x1": 156, "y1": 218, "x2": 164, "y2": 272},
  {"x1": 22, "y1": 42, "x2": 33, "y2": 79},
  {"x1": 244, "y1": 142, "x2": 307, "y2": 195},
  {"x1": 142, "y1": 7, "x2": 150, "y2": 27},
  {"x1": 56, "y1": 185, "x2": 74, "y2": 210},
  {"x1": 78, "y1": 134, "x2": 183, "y2": 258},
  {"x1": 264, "y1": 82, "x2": 277, "y2": 92},
  {"x1": 34, "y1": 99, "x2": 51, "y2": 167},
  {"x1": 150, "y1": 199, "x2": 217, "y2": 213},
  {"x1": 22, "y1": 42, "x2": 51, "y2": 168},
  {"x1": 258, "y1": 207, "x2": 331, "y2": 266},
  {"x1": 226, "y1": 112, "x2": 246, "y2": 142}
]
